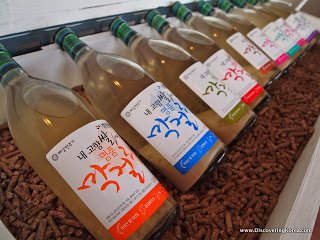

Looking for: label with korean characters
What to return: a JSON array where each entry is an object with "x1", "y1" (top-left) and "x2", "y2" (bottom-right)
[
  {"x1": 121, "y1": 82, "x2": 218, "y2": 175},
  {"x1": 247, "y1": 27, "x2": 289, "y2": 65},
  {"x1": 179, "y1": 61, "x2": 247, "y2": 123},
  {"x1": 275, "y1": 18, "x2": 306, "y2": 46},
  {"x1": 204, "y1": 49, "x2": 264, "y2": 105},
  {"x1": 262, "y1": 21, "x2": 301, "y2": 56},
  {"x1": 46, "y1": 120, "x2": 169, "y2": 240},
  {"x1": 226, "y1": 32, "x2": 275, "y2": 74},
  {"x1": 286, "y1": 13, "x2": 319, "y2": 42}
]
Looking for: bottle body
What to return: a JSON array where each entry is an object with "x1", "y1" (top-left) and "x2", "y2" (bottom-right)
[
  {"x1": 257, "y1": 0, "x2": 319, "y2": 46},
  {"x1": 55, "y1": 28, "x2": 229, "y2": 192},
  {"x1": 163, "y1": 26, "x2": 220, "y2": 62},
  {"x1": 127, "y1": 35, "x2": 258, "y2": 146},
  {"x1": 257, "y1": 0, "x2": 294, "y2": 17},
  {"x1": 77, "y1": 49, "x2": 227, "y2": 192},
  {"x1": 183, "y1": 14, "x2": 281, "y2": 88},
  {"x1": 110, "y1": 18, "x2": 259, "y2": 146},
  {"x1": 241, "y1": 0, "x2": 311, "y2": 53},
  {"x1": 160, "y1": 26, "x2": 270, "y2": 112},
  {"x1": 2, "y1": 50, "x2": 177, "y2": 240},
  {"x1": 243, "y1": 0, "x2": 281, "y2": 22},
  {"x1": 219, "y1": 1, "x2": 308, "y2": 61},
  {"x1": 196, "y1": 1, "x2": 294, "y2": 72},
  {"x1": 145, "y1": 9, "x2": 269, "y2": 112},
  {"x1": 171, "y1": 2, "x2": 282, "y2": 88}
]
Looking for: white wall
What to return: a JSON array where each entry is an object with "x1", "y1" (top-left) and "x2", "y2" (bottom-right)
[
  {"x1": 0, "y1": 0, "x2": 193, "y2": 36},
  {"x1": 0, "y1": 0, "x2": 312, "y2": 36}
]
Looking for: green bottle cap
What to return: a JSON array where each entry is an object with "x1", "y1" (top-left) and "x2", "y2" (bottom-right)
[
  {"x1": 110, "y1": 17, "x2": 138, "y2": 46},
  {"x1": 247, "y1": 0, "x2": 259, "y2": 5},
  {"x1": 197, "y1": 1, "x2": 216, "y2": 16},
  {"x1": 55, "y1": 27, "x2": 75, "y2": 49},
  {"x1": 0, "y1": 44, "x2": 11, "y2": 57},
  {"x1": 145, "y1": 10, "x2": 170, "y2": 35},
  {"x1": 0, "y1": 44, "x2": 22, "y2": 87},
  {"x1": 55, "y1": 27, "x2": 88, "y2": 60},
  {"x1": 230, "y1": 0, "x2": 247, "y2": 8},
  {"x1": 216, "y1": 0, "x2": 234, "y2": 12},
  {"x1": 172, "y1": 2, "x2": 193, "y2": 23}
]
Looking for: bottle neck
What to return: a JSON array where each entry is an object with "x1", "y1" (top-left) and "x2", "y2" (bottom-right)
[
  {"x1": 112, "y1": 20, "x2": 140, "y2": 48},
  {"x1": 230, "y1": 0, "x2": 247, "y2": 8},
  {"x1": 172, "y1": 2, "x2": 193, "y2": 25},
  {"x1": 146, "y1": 11, "x2": 174, "y2": 36},
  {"x1": 197, "y1": 1, "x2": 216, "y2": 16},
  {"x1": 215, "y1": 0, "x2": 235, "y2": 13},
  {"x1": 260, "y1": 0, "x2": 268, "y2": 3},
  {"x1": 60, "y1": 34, "x2": 90, "y2": 63},
  {"x1": 0, "y1": 52, "x2": 25, "y2": 88}
]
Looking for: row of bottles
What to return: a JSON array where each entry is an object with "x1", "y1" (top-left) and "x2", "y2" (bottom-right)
[
  {"x1": 196, "y1": 0, "x2": 295, "y2": 71},
  {"x1": 206, "y1": 0, "x2": 319, "y2": 60},
  {"x1": 172, "y1": 1, "x2": 282, "y2": 88},
  {"x1": 145, "y1": 10, "x2": 270, "y2": 112},
  {"x1": 0, "y1": 1, "x2": 318, "y2": 239},
  {"x1": 0, "y1": 44, "x2": 178, "y2": 240}
]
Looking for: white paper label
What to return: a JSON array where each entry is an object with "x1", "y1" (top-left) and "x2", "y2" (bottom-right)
[
  {"x1": 121, "y1": 82, "x2": 218, "y2": 175},
  {"x1": 286, "y1": 13, "x2": 317, "y2": 40},
  {"x1": 204, "y1": 49, "x2": 257, "y2": 99},
  {"x1": 247, "y1": 27, "x2": 287, "y2": 63},
  {"x1": 226, "y1": 32, "x2": 271, "y2": 71},
  {"x1": 275, "y1": 18, "x2": 303, "y2": 44},
  {"x1": 46, "y1": 120, "x2": 168, "y2": 239},
  {"x1": 179, "y1": 62, "x2": 240, "y2": 118},
  {"x1": 262, "y1": 21, "x2": 297, "y2": 52}
]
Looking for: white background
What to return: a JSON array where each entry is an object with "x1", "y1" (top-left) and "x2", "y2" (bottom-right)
[
  {"x1": 0, "y1": 0, "x2": 310, "y2": 36},
  {"x1": 0, "y1": 0, "x2": 194, "y2": 36}
]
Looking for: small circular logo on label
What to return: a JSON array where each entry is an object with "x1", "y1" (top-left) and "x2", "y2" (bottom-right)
[
  {"x1": 184, "y1": 75, "x2": 188, "y2": 80},
  {"x1": 206, "y1": 63, "x2": 211, "y2": 67},
  {"x1": 125, "y1": 112, "x2": 131, "y2": 117},
  {"x1": 52, "y1": 154, "x2": 59, "y2": 161}
]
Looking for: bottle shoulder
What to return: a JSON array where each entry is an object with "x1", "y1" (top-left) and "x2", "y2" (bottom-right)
[
  {"x1": 168, "y1": 27, "x2": 215, "y2": 46},
  {"x1": 230, "y1": 6, "x2": 271, "y2": 26},
  {"x1": 16, "y1": 78, "x2": 80, "y2": 118},
  {"x1": 132, "y1": 35, "x2": 193, "y2": 62},
  {"x1": 78, "y1": 48, "x2": 148, "y2": 82},
  {"x1": 5, "y1": 74, "x2": 95, "y2": 145},
  {"x1": 202, "y1": 15, "x2": 235, "y2": 31},
  {"x1": 266, "y1": 1, "x2": 293, "y2": 9},
  {"x1": 215, "y1": 11, "x2": 255, "y2": 31},
  {"x1": 231, "y1": 6, "x2": 258, "y2": 15}
]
